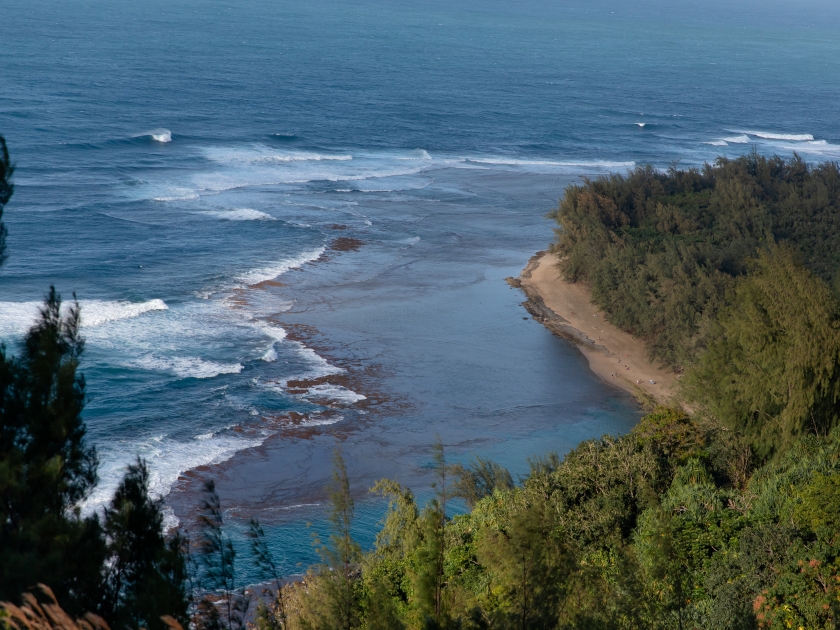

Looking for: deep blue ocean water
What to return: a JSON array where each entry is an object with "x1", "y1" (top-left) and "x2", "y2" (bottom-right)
[{"x1": 2, "y1": 0, "x2": 840, "y2": 579}]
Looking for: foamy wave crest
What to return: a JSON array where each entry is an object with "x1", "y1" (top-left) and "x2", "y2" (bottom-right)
[
  {"x1": 745, "y1": 131, "x2": 814, "y2": 141},
  {"x1": 0, "y1": 299, "x2": 167, "y2": 337},
  {"x1": 780, "y1": 140, "x2": 840, "y2": 157},
  {"x1": 302, "y1": 384, "x2": 366, "y2": 404},
  {"x1": 705, "y1": 140, "x2": 728, "y2": 146},
  {"x1": 289, "y1": 343, "x2": 345, "y2": 380},
  {"x1": 723, "y1": 135, "x2": 751, "y2": 144},
  {"x1": 132, "y1": 355, "x2": 244, "y2": 379},
  {"x1": 466, "y1": 157, "x2": 635, "y2": 169},
  {"x1": 82, "y1": 299, "x2": 168, "y2": 327},
  {"x1": 300, "y1": 414, "x2": 344, "y2": 427},
  {"x1": 0, "y1": 302, "x2": 44, "y2": 337},
  {"x1": 203, "y1": 146, "x2": 352, "y2": 165},
  {"x1": 396, "y1": 149, "x2": 432, "y2": 160},
  {"x1": 153, "y1": 188, "x2": 199, "y2": 202},
  {"x1": 237, "y1": 246, "x2": 325, "y2": 285},
  {"x1": 200, "y1": 208, "x2": 276, "y2": 221},
  {"x1": 87, "y1": 428, "x2": 267, "y2": 528},
  {"x1": 137, "y1": 128, "x2": 172, "y2": 143}
]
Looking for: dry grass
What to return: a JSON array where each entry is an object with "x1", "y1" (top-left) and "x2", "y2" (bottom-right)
[{"x1": 0, "y1": 585, "x2": 183, "y2": 630}]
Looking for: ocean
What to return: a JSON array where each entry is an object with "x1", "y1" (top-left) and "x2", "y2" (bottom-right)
[{"x1": 2, "y1": 0, "x2": 839, "y2": 579}]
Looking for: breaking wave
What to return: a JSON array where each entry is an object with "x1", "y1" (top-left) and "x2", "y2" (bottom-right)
[
  {"x1": 0, "y1": 298, "x2": 168, "y2": 338},
  {"x1": 135, "y1": 128, "x2": 172, "y2": 143},
  {"x1": 200, "y1": 208, "x2": 276, "y2": 221},
  {"x1": 236, "y1": 246, "x2": 325, "y2": 286},
  {"x1": 131, "y1": 355, "x2": 244, "y2": 379},
  {"x1": 747, "y1": 131, "x2": 814, "y2": 141}
]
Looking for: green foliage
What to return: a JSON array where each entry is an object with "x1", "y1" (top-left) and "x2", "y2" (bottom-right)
[
  {"x1": 550, "y1": 154, "x2": 840, "y2": 370},
  {"x1": 0, "y1": 285, "x2": 190, "y2": 627},
  {"x1": 476, "y1": 502, "x2": 574, "y2": 629},
  {"x1": 410, "y1": 439, "x2": 450, "y2": 627},
  {"x1": 550, "y1": 155, "x2": 840, "y2": 460},
  {"x1": 450, "y1": 457, "x2": 513, "y2": 508},
  {"x1": 103, "y1": 458, "x2": 190, "y2": 630},
  {"x1": 196, "y1": 479, "x2": 249, "y2": 630},
  {"x1": 686, "y1": 246, "x2": 840, "y2": 458},
  {"x1": 247, "y1": 518, "x2": 289, "y2": 630},
  {"x1": 0, "y1": 289, "x2": 104, "y2": 614},
  {"x1": 301, "y1": 449, "x2": 362, "y2": 630},
  {"x1": 247, "y1": 412, "x2": 840, "y2": 629}
]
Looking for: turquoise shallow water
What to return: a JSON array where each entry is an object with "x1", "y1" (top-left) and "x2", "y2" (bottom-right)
[{"x1": 1, "y1": 0, "x2": 839, "y2": 578}]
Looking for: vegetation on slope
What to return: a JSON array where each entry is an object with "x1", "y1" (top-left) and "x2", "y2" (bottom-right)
[{"x1": 549, "y1": 154, "x2": 840, "y2": 370}]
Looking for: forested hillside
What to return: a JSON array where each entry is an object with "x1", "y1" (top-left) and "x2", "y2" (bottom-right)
[{"x1": 549, "y1": 154, "x2": 840, "y2": 370}]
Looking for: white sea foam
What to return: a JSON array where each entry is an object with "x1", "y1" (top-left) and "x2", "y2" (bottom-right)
[
  {"x1": 722, "y1": 135, "x2": 751, "y2": 144},
  {"x1": 705, "y1": 140, "x2": 728, "y2": 146},
  {"x1": 137, "y1": 128, "x2": 172, "y2": 143},
  {"x1": 466, "y1": 157, "x2": 635, "y2": 169},
  {"x1": 153, "y1": 188, "x2": 199, "y2": 202},
  {"x1": 200, "y1": 208, "x2": 276, "y2": 221},
  {"x1": 400, "y1": 236, "x2": 421, "y2": 246},
  {"x1": 203, "y1": 145, "x2": 352, "y2": 165},
  {"x1": 302, "y1": 384, "x2": 366, "y2": 404},
  {"x1": 132, "y1": 355, "x2": 244, "y2": 379},
  {"x1": 237, "y1": 246, "x2": 325, "y2": 285},
  {"x1": 249, "y1": 319, "x2": 287, "y2": 342},
  {"x1": 744, "y1": 131, "x2": 814, "y2": 141},
  {"x1": 0, "y1": 298, "x2": 167, "y2": 338},
  {"x1": 780, "y1": 140, "x2": 840, "y2": 157},
  {"x1": 82, "y1": 299, "x2": 169, "y2": 326},
  {"x1": 300, "y1": 414, "x2": 345, "y2": 427},
  {"x1": 635, "y1": 123, "x2": 646, "y2": 128},
  {"x1": 87, "y1": 428, "x2": 267, "y2": 528},
  {"x1": 288, "y1": 343, "x2": 345, "y2": 380},
  {"x1": 262, "y1": 345, "x2": 279, "y2": 362},
  {"x1": 395, "y1": 149, "x2": 432, "y2": 160}
]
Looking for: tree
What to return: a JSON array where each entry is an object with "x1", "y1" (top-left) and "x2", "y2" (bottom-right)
[
  {"x1": 301, "y1": 448, "x2": 362, "y2": 630},
  {"x1": 0, "y1": 135, "x2": 13, "y2": 267},
  {"x1": 196, "y1": 480, "x2": 249, "y2": 630},
  {"x1": 0, "y1": 288, "x2": 105, "y2": 614},
  {"x1": 102, "y1": 458, "x2": 190, "y2": 630},
  {"x1": 247, "y1": 518, "x2": 289, "y2": 630},
  {"x1": 477, "y1": 503, "x2": 573, "y2": 630},
  {"x1": 686, "y1": 247, "x2": 840, "y2": 459},
  {"x1": 450, "y1": 457, "x2": 513, "y2": 508},
  {"x1": 410, "y1": 438, "x2": 451, "y2": 628}
]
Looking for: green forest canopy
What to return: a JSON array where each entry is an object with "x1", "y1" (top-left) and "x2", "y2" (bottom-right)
[{"x1": 550, "y1": 154, "x2": 840, "y2": 459}]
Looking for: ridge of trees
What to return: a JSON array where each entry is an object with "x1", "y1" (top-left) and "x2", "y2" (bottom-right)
[
  {"x1": 550, "y1": 154, "x2": 840, "y2": 459},
  {"x1": 550, "y1": 154, "x2": 840, "y2": 370}
]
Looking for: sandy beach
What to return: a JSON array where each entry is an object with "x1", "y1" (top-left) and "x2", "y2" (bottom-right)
[{"x1": 509, "y1": 251, "x2": 681, "y2": 408}]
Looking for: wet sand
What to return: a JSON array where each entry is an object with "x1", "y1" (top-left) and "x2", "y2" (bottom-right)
[{"x1": 511, "y1": 251, "x2": 681, "y2": 407}]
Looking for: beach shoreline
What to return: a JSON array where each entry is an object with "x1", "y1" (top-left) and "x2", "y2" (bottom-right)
[{"x1": 508, "y1": 251, "x2": 681, "y2": 409}]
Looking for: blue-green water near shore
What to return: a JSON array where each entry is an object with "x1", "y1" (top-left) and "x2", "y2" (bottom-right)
[{"x1": 1, "y1": 0, "x2": 839, "y2": 578}]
